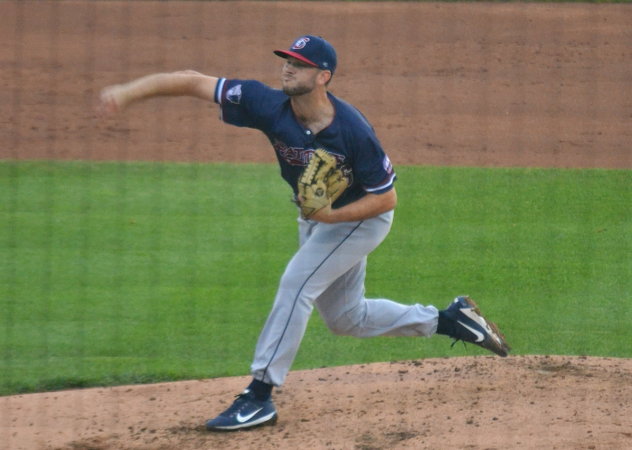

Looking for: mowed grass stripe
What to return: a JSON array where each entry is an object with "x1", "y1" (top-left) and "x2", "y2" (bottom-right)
[{"x1": 0, "y1": 161, "x2": 630, "y2": 395}]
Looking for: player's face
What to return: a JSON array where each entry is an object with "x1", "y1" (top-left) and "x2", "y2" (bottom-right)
[{"x1": 282, "y1": 57, "x2": 320, "y2": 96}]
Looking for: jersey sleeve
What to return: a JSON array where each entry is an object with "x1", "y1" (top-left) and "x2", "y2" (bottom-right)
[
  {"x1": 214, "y1": 78, "x2": 277, "y2": 130},
  {"x1": 353, "y1": 134, "x2": 397, "y2": 195}
]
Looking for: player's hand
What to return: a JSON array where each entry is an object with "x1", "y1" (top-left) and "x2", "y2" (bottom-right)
[
  {"x1": 96, "y1": 85, "x2": 125, "y2": 119},
  {"x1": 298, "y1": 194, "x2": 335, "y2": 223},
  {"x1": 309, "y1": 204, "x2": 335, "y2": 223}
]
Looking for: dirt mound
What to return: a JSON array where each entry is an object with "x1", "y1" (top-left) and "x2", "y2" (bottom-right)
[{"x1": 2, "y1": 356, "x2": 630, "y2": 450}]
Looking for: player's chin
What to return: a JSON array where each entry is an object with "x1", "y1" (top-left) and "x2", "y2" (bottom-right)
[
  {"x1": 281, "y1": 80, "x2": 296, "y2": 95},
  {"x1": 282, "y1": 84, "x2": 314, "y2": 97}
]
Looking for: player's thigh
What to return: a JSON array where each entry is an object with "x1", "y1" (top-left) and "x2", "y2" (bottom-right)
[
  {"x1": 314, "y1": 258, "x2": 368, "y2": 333},
  {"x1": 280, "y1": 212, "x2": 392, "y2": 295}
]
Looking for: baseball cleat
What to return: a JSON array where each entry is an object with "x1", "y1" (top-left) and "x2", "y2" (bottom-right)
[
  {"x1": 205, "y1": 389, "x2": 278, "y2": 431},
  {"x1": 444, "y1": 296, "x2": 511, "y2": 357}
]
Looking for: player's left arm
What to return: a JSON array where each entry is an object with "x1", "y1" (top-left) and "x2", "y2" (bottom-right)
[
  {"x1": 311, "y1": 132, "x2": 397, "y2": 223},
  {"x1": 310, "y1": 187, "x2": 397, "y2": 224}
]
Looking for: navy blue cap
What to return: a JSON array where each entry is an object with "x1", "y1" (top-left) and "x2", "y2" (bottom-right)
[{"x1": 274, "y1": 36, "x2": 337, "y2": 75}]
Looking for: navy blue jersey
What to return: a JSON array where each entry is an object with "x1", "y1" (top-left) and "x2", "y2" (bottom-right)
[{"x1": 214, "y1": 79, "x2": 396, "y2": 208}]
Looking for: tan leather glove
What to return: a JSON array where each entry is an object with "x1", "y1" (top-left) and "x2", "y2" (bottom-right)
[{"x1": 297, "y1": 149, "x2": 348, "y2": 219}]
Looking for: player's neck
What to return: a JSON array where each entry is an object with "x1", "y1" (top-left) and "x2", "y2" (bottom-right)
[{"x1": 290, "y1": 90, "x2": 334, "y2": 135}]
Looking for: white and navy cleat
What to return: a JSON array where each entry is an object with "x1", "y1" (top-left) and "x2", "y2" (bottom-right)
[
  {"x1": 205, "y1": 389, "x2": 278, "y2": 431},
  {"x1": 444, "y1": 296, "x2": 511, "y2": 357}
]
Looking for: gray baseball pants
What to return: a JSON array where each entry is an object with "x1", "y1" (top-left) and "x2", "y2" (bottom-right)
[{"x1": 251, "y1": 210, "x2": 439, "y2": 387}]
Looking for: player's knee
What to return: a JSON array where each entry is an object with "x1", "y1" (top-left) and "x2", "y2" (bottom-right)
[
  {"x1": 324, "y1": 320, "x2": 353, "y2": 336},
  {"x1": 278, "y1": 271, "x2": 310, "y2": 293},
  {"x1": 323, "y1": 306, "x2": 367, "y2": 336}
]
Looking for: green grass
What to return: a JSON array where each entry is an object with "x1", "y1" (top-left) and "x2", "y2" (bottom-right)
[{"x1": 1, "y1": 161, "x2": 631, "y2": 395}]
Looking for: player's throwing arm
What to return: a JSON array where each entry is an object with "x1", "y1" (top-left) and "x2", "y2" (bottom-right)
[{"x1": 97, "y1": 71, "x2": 218, "y2": 118}]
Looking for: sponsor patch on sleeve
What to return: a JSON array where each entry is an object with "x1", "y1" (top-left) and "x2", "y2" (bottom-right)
[
  {"x1": 226, "y1": 84, "x2": 242, "y2": 105},
  {"x1": 383, "y1": 155, "x2": 393, "y2": 173}
]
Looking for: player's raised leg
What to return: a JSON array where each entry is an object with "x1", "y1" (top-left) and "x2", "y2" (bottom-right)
[
  {"x1": 314, "y1": 256, "x2": 440, "y2": 338},
  {"x1": 313, "y1": 265, "x2": 510, "y2": 358}
]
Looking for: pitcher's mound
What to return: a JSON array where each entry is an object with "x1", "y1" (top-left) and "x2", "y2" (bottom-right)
[{"x1": 3, "y1": 355, "x2": 631, "y2": 450}]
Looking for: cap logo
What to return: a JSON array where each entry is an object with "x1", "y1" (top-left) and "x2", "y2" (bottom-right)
[{"x1": 292, "y1": 37, "x2": 310, "y2": 50}]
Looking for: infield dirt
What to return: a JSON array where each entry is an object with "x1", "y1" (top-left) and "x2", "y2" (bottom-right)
[{"x1": 1, "y1": 1, "x2": 631, "y2": 449}]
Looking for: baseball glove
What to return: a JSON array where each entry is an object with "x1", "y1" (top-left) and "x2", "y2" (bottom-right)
[{"x1": 297, "y1": 149, "x2": 348, "y2": 219}]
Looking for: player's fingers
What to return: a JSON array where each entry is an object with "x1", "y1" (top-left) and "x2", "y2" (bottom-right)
[{"x1": 96, "y1": 88, "x2": 119, "y2": 118}]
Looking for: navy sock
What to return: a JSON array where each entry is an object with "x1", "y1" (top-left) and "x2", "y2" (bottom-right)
[
  {"x1": 247, "y1": 378, "x2": 274, "y2": 402},
  {"x1": 435, "y1": 310, "x2": 455, "y2": 337}
]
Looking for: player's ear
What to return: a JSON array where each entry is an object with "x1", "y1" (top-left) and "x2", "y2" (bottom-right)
[{"x1": 317, "y1": 70, "x2": 332, "y2": 87}]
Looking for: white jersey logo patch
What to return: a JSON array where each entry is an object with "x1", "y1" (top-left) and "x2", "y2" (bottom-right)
[
  {"x1": 383, "y1": 155, "x2": 393, "y2": 173},
  {"x1": 227, "y1": 85, "x2": 242, "y2": 104}
]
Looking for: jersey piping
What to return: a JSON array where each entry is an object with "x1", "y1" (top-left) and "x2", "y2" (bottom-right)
[
  {"x1": 214, "y1": 78, "x2": 228, "y2": 121},
  {"x1": 365, "y1": 172, "x2": 396, "y2": 193}
]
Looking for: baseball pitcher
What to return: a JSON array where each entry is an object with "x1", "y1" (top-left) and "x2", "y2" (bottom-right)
[{"x1": 97, "y1": 35, "x2": 510, "y2": 432}]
